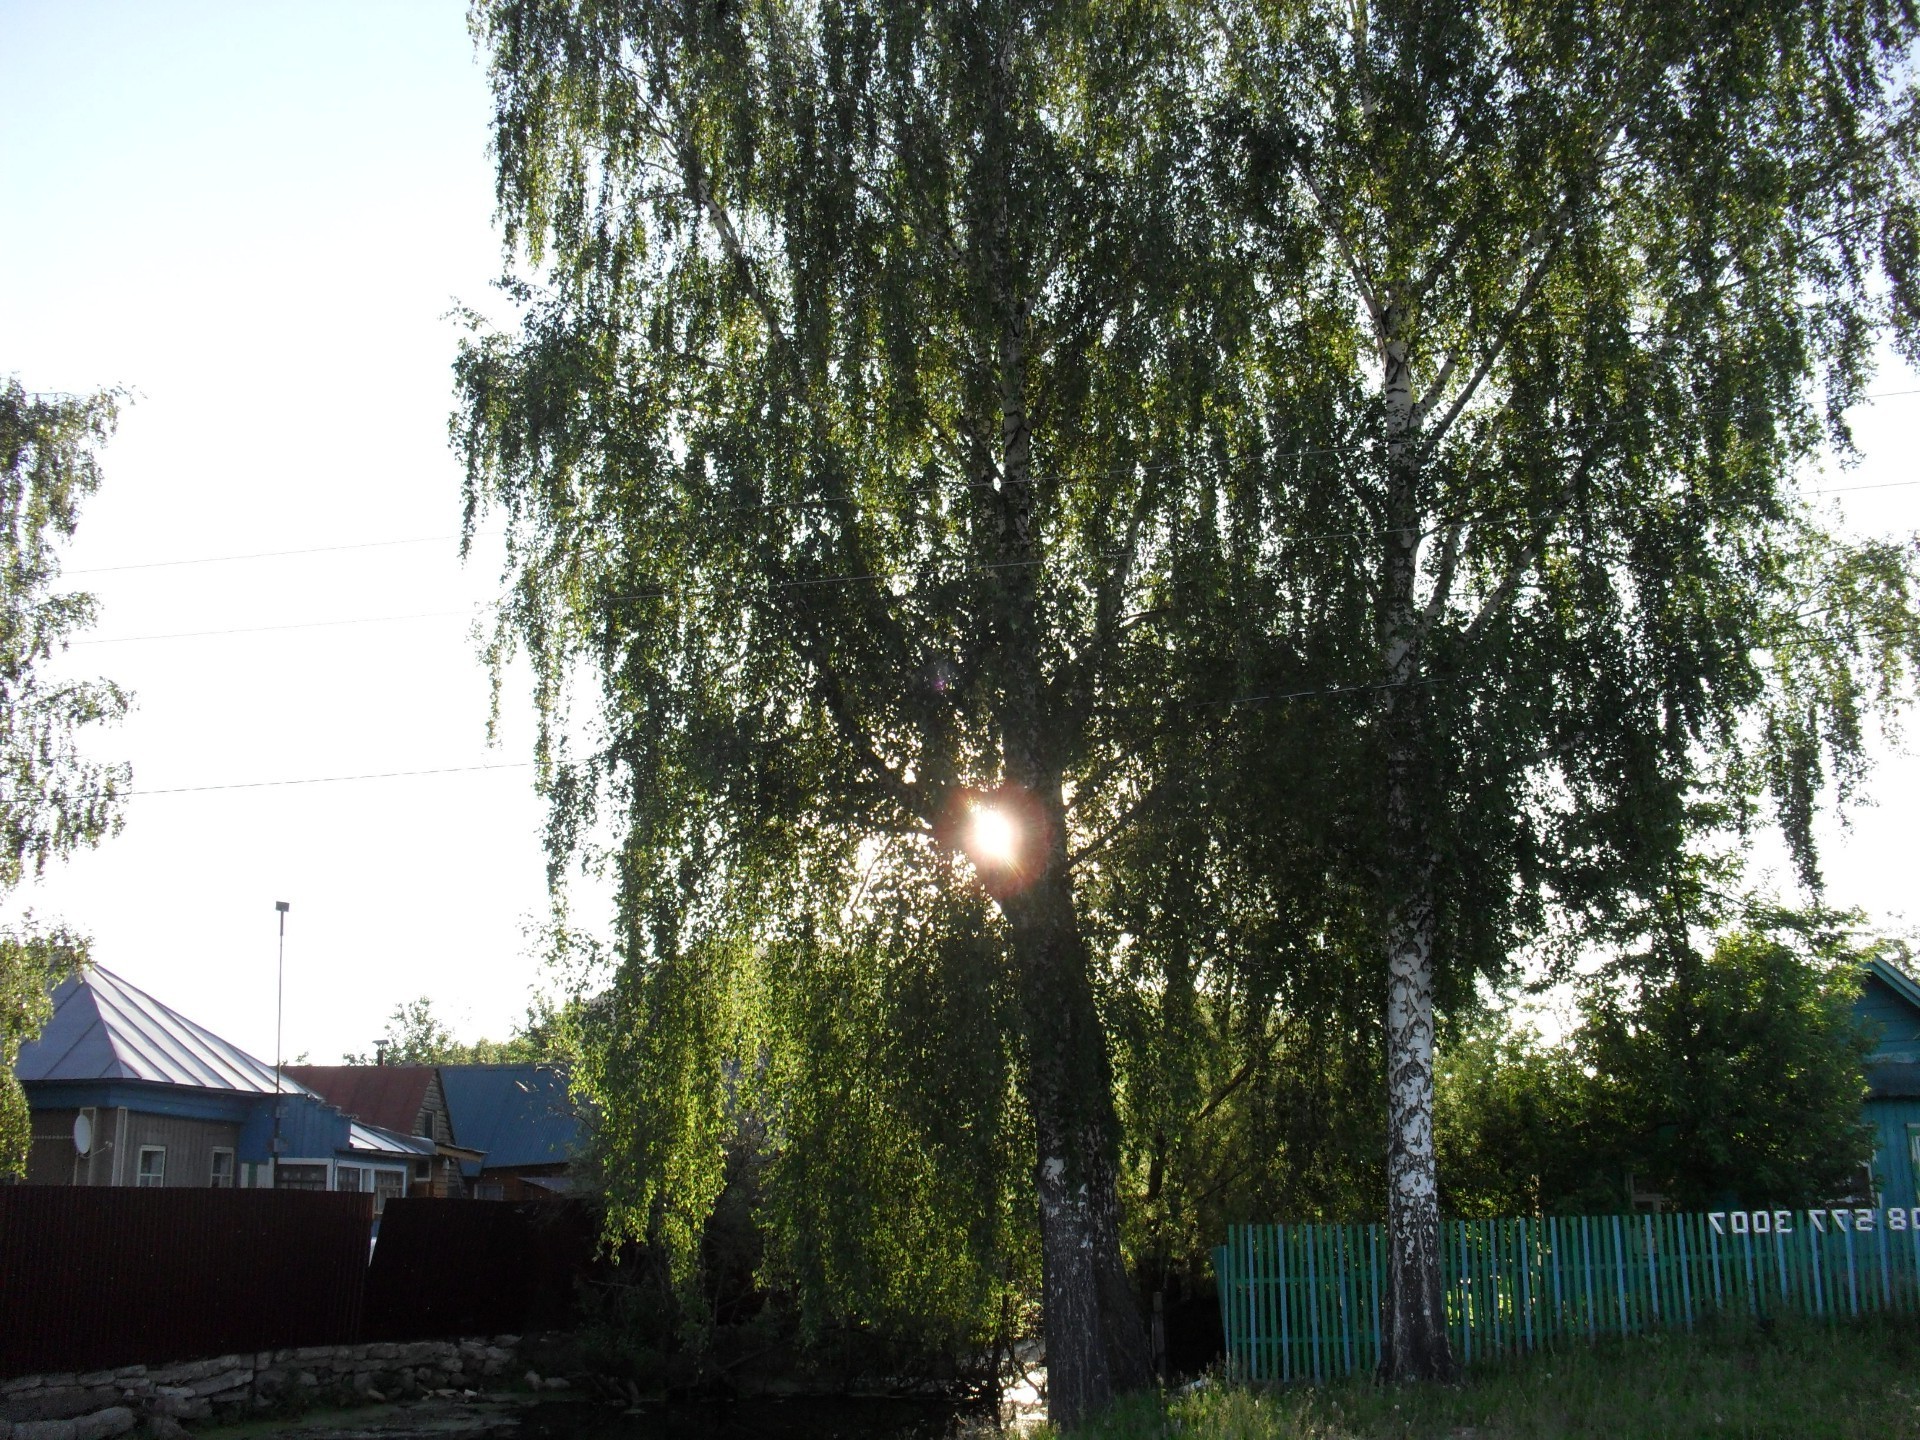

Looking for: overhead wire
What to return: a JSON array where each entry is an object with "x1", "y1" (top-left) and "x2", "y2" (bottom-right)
[{"x1": 43, "y1": 379, "x2": 1920, "y2": 580}]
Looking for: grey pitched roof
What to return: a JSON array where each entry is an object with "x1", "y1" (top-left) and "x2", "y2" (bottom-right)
[
  {"x1": 15, "y1": 963, "x2": 315, "y2": 1097},
  {"x1": 347, "y1": 1121, "x2": 436, "y2": 1158}
]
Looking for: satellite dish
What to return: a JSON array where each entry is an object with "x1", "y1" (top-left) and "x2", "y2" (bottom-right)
[{"x1": 73, "y1": 1112, "x2": 93, "y2": 1156}]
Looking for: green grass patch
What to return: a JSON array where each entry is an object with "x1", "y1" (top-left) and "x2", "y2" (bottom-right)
[{"x1": 1063, "y1": 1314, "x2": 1920, "y2": 1440}]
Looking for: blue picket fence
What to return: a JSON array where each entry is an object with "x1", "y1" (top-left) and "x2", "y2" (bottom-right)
[{"x1": 1213, "y1": 1206, "x2": 1920, "y2": 1382}]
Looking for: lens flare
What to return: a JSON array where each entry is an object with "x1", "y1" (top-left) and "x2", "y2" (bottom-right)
[{"x1": 968, "y1": 804, "x2": 1020, "y2": 868}]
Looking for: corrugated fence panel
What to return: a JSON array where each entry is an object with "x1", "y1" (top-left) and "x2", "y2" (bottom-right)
[
  {"x1": 1217, "y1": 1207, "x2": 1920, "y2": 1383},
  {"x1": 0, "y1": 1186, "x2": 371, "y2": 1378},
  {"x1": 362, "y1": 1197, "x2": 602, "y2": 1342}
]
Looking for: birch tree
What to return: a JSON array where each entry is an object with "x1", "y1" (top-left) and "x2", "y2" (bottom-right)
[
  {"x1": 459, "y1": 0, "x2": 1232, "y2": 1419},
  {"x1": 1202, "y1": 0, "x2": 1920, "y2": 1377}
]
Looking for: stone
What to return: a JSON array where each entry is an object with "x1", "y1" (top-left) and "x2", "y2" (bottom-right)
[
  {"x1": 188, "y1": 1370, "x2": 250, "y2": 1398},
  {"x1": 368, "y1": 1344, "x2": 397, "y2": 1361},
  {"x1": 5, "y1": 1388, "x2": 111, "y2": 1425},
  {"x1": 11, "y1": 1420, "x2": 76, "y2": 1440},
  {"x1": 1, "y1": 1379, "x2": 42, "y2": 1396},
  {"x1": 146, "y1": 1393, "x2": 208, "y2": 1423},
  {"x1": 542, "y1": 1377, "x2": 570, "y2": 1391},
  {"x1": 523, "y1": 1372, "x2": 542, "y2": 1390},
  {"x1": 295, "y1": 1372, "x2": 318, "y2": 1389},
  {"x1": 73, "y1": 1409, "x2": 134, "y2": 1440},
  {"x1": 142, "y1": 1418, "x2": 188, "y2": 1440},
  {"x1": 71, "y1": 1377, "x2": 115, "y2": 1392},
  {"x1": 493, "y1": 1336, "x2": 520, "y2": 1348}
]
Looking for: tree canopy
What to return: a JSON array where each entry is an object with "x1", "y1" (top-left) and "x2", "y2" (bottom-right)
[{"x1": 461, "y1": 0, "x2": 1920, "y2": 1405}]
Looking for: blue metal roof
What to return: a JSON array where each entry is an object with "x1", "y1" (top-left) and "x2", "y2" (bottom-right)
[
  {"x1": 16, "y1": 964, "x2": 315, "y2": 1097},
  {"x1": 438, "y1": 1064, "x2": 580, "y2": 1173}
]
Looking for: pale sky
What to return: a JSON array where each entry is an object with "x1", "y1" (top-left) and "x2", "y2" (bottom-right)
[{"x1": 1, "y1": 2, "x2": 1916, "y2": 1066}]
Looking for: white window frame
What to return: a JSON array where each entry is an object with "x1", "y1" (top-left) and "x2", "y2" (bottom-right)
[
  {"x1": 371, "y1": 1166, "x2": 406, "y2": 1213},
  {"x1": 136, "y1": 1145, "x2": 166, "y2": 1188},
  {"x1": 335, "y1": 1164, "x2": 366, "y2": 1192},
  {"x1": 209, "y1": 1148, "x2": 235, "y2": 1188}
]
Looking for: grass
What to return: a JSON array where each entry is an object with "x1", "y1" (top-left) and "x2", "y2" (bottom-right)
[{"x1": 1059, "y1": 1314, "x2": 1920, "y2": 1440}]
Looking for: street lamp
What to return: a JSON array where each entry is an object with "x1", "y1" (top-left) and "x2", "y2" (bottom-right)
[{"x1": 271, "y1": 901, "x2": 290, "y2": 1173}]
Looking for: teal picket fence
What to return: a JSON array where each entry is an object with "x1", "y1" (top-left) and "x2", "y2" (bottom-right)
[{"x1": 1213, "y1": 1205, "x2": 1920, "y2": 1382}]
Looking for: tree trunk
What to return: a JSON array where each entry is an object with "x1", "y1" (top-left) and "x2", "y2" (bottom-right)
[
  {"x1": 1380, "y1": 842, "x2": 1452, "y2": 1380},
  {"x1": 1002, "y1": 862, "x2": 1154, "y2": 1426},
  {"x1": 983, "y1": 229, "x2": 1150, "y2": 1424},
  {"x1": 1377, "y1": 306, "x2": 1457, "y2": 1382}
]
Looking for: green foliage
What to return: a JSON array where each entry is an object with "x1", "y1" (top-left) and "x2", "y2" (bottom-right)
[
  {"x1": 1437, "y1": 902, "x2": 1876, "y2": 1216},
  {"x1": 0, "y1": 927, "x2": 86, "y2": 1178},
  {"x1": 0, "y1": 379, "x2": 127, "y2": 1177},
  {"x1": 342, "y1": 993, "x2": 572, "y2": 1065},
  {"x1": 1578, "y1": 909, "x2": 1875, "y2": 1210}
]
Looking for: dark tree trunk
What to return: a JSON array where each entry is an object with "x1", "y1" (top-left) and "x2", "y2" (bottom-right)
[
  {"x1": 1002, "y1": 863, "x2": 1153, "y2": 1425},
  {"x1": 981, "y1": 236, "x2": 1149, "y2": 1425}
]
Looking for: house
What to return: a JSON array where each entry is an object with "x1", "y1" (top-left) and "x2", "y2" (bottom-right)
[
  {"x1": 16, "y1": 964, "x2": 431, "y2": 1209},
  {"x1": 439, "y1": 1064, "x2": 581, "y2": 1200},
  {"x1": 1860, "y1": 954, "x2": 1920, "y2": 1209},
  {"x1": 283, "y1": 1065, "x2": 484, "y2": 1198}
]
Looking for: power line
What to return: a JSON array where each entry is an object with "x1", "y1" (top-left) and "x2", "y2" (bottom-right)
[
  {"x1": 67, "y1": 535, "x2": 457, "y2": 576},
  {"x1": 1811, "y1": 478, "x2": 1920, "y2": 495},
  {"x1": 12, "y1": 760, "x2": 537, "y2": 802},
  {"x1": 69, "y1": 610, "x2": 471, "y2": 647},
  {"x1": 31, "y1": 384, "x2": 1919, "y2": 581},
  {"x1": 0, "y1": 759, "x2": 537, "y2": 803}
]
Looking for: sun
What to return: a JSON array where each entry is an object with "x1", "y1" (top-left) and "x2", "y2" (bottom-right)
[{"x1": 968, "y1": 803, "x2": 1020, "y2": 869}]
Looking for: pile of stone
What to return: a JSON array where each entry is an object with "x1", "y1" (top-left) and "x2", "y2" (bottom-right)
[{"x1": 0, "y1": 1337, "x2": 523, "y2": 1439}]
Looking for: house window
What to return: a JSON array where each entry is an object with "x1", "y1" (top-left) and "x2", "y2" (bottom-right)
[
  {"x1": 372, "y1": 1169, "x2": 405, "y2": 1213},
  {"x1": 274, "y1": 1163, "x2": 328, "y2": 1191},
  {"x1": 136, "y1": 1147, "x2": 166, "y2": 1187},
  {"x1": 1908, "y1": 1125, "x2": 1920, "y2": 1183},
  {"x1": 336, "y1": 1165, "x2": 365, "y2": 1192},
  {"x1": 209, "y1": 1149, "x2": 235, "y2": 1188}
]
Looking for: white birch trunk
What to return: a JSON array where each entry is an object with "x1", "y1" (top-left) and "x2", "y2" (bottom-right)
[{"x1": 1377, "y1": 309, "x2": 1457, "y2": 1381}]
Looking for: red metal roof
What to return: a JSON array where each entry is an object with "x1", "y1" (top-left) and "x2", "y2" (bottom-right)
[{"x1": 283, "y1": 1065, "x2": 434, "y2": 1136}]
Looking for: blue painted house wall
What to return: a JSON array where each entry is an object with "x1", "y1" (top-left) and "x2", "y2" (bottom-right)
[{"x1": 1858, "y1": 959, "x2": 1920, "y2": 1208}]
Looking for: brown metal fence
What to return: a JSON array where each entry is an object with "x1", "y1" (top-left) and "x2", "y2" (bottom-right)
[
  {"x1": 362, "y1": 1198, "x2": 601, "y2": 1341},
  {"x1": 0, "y1": 1185, "x2": 372, "y2": 1378}
]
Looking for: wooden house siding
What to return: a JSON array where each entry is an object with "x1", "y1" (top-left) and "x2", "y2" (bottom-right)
[
  {"x1": 1868, "y1": 1096, "x2": 1920, "y2": 1208},
  {"x1": 1860, "y1": 975, "x2": 1920, "y2": 1059},
  {"x1": 26, "y1": 1107, "x2": 80, "y2": 1184},
  {"x1": 115, "y1": 1113, "x2": 242, "y2": 1188},
  {"x1": 21, "y1": 1106, "x2": 241, "y2": 1187},
  {"x1": 413, "y1": 1072, "x2": 452, "y2": 1145}
]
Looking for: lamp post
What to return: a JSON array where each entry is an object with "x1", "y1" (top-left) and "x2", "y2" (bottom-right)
[{"x1": 271, "y1": 900, "x2": 290, "y2": 1179}]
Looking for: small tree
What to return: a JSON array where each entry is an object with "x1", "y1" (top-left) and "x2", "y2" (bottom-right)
[
  {"x1": 1581, "y1": 907, "x2": 1876, "y2": 1210},
  {"x1": 0, "y1": 379, "x2": 129, "y2": 1175},
  {"x1": 1437, "y1": 900, "x2": 1877, "y2": 1216}
]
